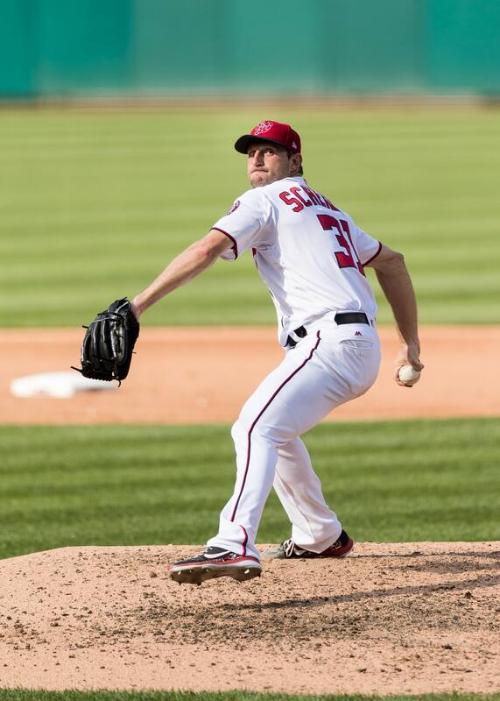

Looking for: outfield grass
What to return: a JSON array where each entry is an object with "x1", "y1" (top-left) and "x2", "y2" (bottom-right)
[
  {"x1": 0, "y1": 693, "x2": 499, "y2": 701},
  {"x1": 1, "y1": 108, "x2": 499, "y2": 326},
  {"x1": 1, "y1": 417, "x2": 498, "y2": 561},
  {"x1": 1, "y1": 693, "x2": 499, "y2": 701}
]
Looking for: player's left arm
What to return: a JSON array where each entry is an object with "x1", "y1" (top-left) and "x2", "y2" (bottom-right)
[
  {"x1": 132, "y1": 229, "x2": 233, "y2": 318},
  {"x1": 366, "y1": 244, "x2": 424, "y2": 380}
]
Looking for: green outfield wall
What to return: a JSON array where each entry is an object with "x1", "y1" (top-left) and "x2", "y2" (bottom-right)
[{"x1": 1, "y1": 0, "x2": 500, "y2": 97}]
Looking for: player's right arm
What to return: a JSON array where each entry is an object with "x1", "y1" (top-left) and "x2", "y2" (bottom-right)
[
  {"x1": 131, "y1": 229, "x2": 233, "y2": 318},
  {"x1": 367, "y1": 244, "x2": 424, "y2": 376}
]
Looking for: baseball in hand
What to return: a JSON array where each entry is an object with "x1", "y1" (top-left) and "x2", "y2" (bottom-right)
[{"x1": 398, "y1": 364, "x2": 421, "y2": 386}]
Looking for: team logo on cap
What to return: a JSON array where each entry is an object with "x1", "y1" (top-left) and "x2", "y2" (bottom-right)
[{"x1": 252, "y1": 121, "x2": 274, "y2": 136}]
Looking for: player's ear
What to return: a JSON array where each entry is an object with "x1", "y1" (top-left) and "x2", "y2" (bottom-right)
[{"x1": 289, "y1": 153, "x2": 303, "y2": 176}]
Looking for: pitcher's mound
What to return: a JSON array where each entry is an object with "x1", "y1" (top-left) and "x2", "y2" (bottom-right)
[{"x1": 1, "y1": 542, "x2": 498, "y2": 694}]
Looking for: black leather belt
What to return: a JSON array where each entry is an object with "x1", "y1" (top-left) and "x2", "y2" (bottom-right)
[{"x1": 286, "y1": 312, "x2": 369, "y2": 348}]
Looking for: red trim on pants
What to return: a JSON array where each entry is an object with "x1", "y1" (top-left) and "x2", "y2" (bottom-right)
[
  {"x1": 240, "y1": 525, "x2": 248, "y2": 555},
  {"x1": 230, "y1": 331, "x2": 322, "y2": 523}
]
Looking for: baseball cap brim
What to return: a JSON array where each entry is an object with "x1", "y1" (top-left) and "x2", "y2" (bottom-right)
[{"x1": 234, "y1": 135, "x2": 291, "y2": 154}]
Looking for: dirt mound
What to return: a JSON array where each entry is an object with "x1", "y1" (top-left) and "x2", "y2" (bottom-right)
[{"x1": 0, "y1": 542, "x2": 498, "y2": 694}]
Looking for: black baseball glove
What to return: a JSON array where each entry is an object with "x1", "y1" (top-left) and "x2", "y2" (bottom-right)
[{"x1": 72, "y1": 298, "x2": 140, "y2": 384}]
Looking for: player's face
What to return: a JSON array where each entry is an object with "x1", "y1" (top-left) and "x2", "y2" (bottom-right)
[{"x1": 247, "y1": 143, "x2": 294, "y2": 187}]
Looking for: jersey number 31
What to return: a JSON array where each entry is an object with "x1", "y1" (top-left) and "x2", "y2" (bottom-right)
[{"x1": 317, "y1": 214, "x2": 364, "y2": 276}]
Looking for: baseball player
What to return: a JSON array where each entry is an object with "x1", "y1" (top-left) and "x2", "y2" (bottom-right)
[{"x1": 131, "y1": 120, "x2": 423, "y2": 585}]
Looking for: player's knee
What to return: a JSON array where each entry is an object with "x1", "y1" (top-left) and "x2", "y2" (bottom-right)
[
  {"x1": 232, "y1": 416, "x2": 274, "y2": 447},
  {"x1": 253, "y1": 419, "x2": 294, "y2": 447},
  {"x1": 234, "y1": 409, "x2": 298, "y2": 448}
]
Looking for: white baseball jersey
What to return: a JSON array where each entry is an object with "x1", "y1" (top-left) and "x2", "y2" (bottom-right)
[{"x1": 212, "y1": 176, "x2": 382, "y2": 345}]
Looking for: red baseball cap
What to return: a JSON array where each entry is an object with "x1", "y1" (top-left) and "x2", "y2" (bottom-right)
[{"x1": 234, "y1": 120, "x2": 301, "y2": 155}]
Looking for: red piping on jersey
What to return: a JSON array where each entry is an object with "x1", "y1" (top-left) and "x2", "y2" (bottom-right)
[
  {"x1": 230, "y1": 331, "x2": 322, "y2": 523},
  {"x1": 363, "y1": 241, "x2": 383, "y2": 266},
  {"x1": 212, "y1": 227, "x2": 238, "y2": 258}
]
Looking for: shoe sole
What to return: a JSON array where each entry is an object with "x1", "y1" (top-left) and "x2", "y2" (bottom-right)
[{"x1": 170, "y1": 564, "x2": 262, "y2": 586}]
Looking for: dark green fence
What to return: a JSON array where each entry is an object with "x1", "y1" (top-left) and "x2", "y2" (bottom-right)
[{"x1": 1, "y1": 0, "x2": 499, "y2": 98}]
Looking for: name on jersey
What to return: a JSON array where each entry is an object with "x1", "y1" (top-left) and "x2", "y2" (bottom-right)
[{"x1": 278, "y1": 185, "x2": 339, "y2": 213}]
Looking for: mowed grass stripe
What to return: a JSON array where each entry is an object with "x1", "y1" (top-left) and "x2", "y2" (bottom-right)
[
  {"x1": 0, "y1": 418, "x2": 498, "y2": 561},
  {"x1": 0, "y1": 108, "x2": 500, "y2": 326}
]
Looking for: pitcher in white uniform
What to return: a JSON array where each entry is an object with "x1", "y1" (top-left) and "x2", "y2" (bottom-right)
[{"x1": 131, "y1": 120, "x2": 423, "y2": 585}]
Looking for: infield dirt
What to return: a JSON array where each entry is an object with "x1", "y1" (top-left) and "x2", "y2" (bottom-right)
[{"x1": 1, "y1": 325, "x2": 499, "y2": 423}]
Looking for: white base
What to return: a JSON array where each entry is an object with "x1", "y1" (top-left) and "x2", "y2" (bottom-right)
[{"x1": 10, "y1": 371, "x2": 119, "y2": 399}]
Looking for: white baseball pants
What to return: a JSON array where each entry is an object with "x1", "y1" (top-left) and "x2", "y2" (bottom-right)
[{"x1": 207, "y1": 319, "x2": 381, "y2": 560}]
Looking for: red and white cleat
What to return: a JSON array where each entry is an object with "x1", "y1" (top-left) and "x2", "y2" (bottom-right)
[{"x1": 264, "y1": 529, "x2": 354, "y2": 559}]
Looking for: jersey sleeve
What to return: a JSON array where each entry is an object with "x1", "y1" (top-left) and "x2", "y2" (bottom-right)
[
  {"x1": 211, "y1": 188, "x2": 273, "y2": 260},
  {"x1": 349, "y1": 220, "x2": 382, "y2": 266}
]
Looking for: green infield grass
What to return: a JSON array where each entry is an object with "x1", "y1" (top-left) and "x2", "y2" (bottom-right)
[
  {"x1": 0, "y1": 691, "x2": 499, "y2": 701},
  {"x1": 0, "y1": 417, "x2": 498, "y2": 561},
  {"x1": 0, "y1": 107, "x2": 499, "y2": 327}
]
